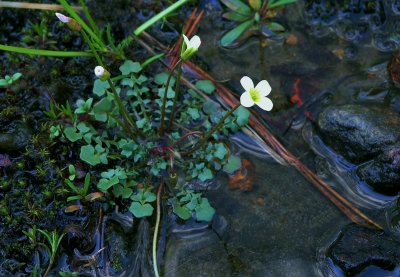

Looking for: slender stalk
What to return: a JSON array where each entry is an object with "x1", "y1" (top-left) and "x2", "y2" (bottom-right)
[
  {"x1": 170, "y1": 131, "x2": 203, "y2": 147},
  {"x1": 167, "y1": 63, "x2": 183, "y2": 132},
  {"x1": 259, "y1": 0, "x2": 270, "y2": 17},
  {"x1": 184, "y1": 104, "x2": 240, "y2": 156},
  {"x1": 153, "y1": 180, "x2": 164, "y2": 277},
  {"x1": 80, "y1": 30, "x2": 103, "y2": 66},
  {"x1": 159, "y1": 60, "x2": 182, "y2": 136},
  {"x1": 110, "y1": 114, "x2": 136, "y2": 140},
  {"x1": 78, "y1": 0, "x2": 101, "y2": 37},
  {"x1": 0, "y1": 44, "x2": 92, "y2": 57},
  {"x1": 134, "y1": 0, "x2": 190, "y2": 36}
]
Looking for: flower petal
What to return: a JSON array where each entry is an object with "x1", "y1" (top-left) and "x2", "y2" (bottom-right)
[
  {"x1": 255, "y1": 80, "x2": 271, "y2": 96},
  {"x1": 240, "y1": 91, "x2": 255, "y2": 107},
  {"x1": 256, "y1": 97, "x2": 273, "y2": 111},
  {"x1": 190, "y1": 35, "x2": 201, "y2": 49},
  {"x1": 240, "y1": 76, "x2": 254, "y2": 91},
  {"x1": 55, "y1": 12, "x2": 70, "y2": 23},
  {"x1": 183, "y1": 34, "x2": 190, "y2": 46}
]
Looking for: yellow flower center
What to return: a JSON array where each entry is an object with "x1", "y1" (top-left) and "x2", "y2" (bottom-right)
[{"x1": 249, "y1": 88, "x2": 261, "y2": 103}]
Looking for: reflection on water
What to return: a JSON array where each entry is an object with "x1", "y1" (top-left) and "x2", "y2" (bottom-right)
[{"x1": 302, "y1": 122, "x2": 396, "y2": 209}]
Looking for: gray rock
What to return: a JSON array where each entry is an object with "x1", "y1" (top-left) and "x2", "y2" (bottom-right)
[
  {"x1": 0, "y1": 122, "x2": 31, "y2": 154},
  {"x1": 317, "y1": 104, "x2": 400, "y2": 163},
  {"x1": 357, "y1": 144, "x2": 400, "y2": 195},
  {"x1": 328, "y1": 224, "x2": 400, "y2": 276}
]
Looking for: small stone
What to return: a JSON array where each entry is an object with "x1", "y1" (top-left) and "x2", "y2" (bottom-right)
[
  {"x1": 0, "y1": 123, "x2": 31, "y2": 154},
  {"x1": 317, "y1": 104, "x2": 400, "y2": 163},
  {"x1": 328, "y1": 224, "x2": 400, "y2": 275},
  {"x1": 357, "y1": 144, "x2": 400, "y2": 195}
]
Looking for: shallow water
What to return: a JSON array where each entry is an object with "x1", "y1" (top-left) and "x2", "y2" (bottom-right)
[{"x1": 162, "y1": 0, "x2": 400, "y2": 275}]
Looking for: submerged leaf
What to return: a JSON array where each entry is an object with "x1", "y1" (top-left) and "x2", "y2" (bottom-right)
[
  {"x1": 220, "y1": 0, "x2": 252, "y2": 15},
  {"x1": 221, "y1": 19, "x2": 254, "y2": 47},
  {"x1": 248, "y1": 0, "x2": 261, "y2": 10},
  {"x1": 222, "y1": 11, "x2": 250, "y2": 22},
  {"x1": 268, "y1": 0, "x2": 297, "y2": 9},
  {"x1": 195, "y1": 80, "x2": 215, "y2": 94},
  {"x1": 265, "y1": 22, "x2": 285, "y2": 32}
]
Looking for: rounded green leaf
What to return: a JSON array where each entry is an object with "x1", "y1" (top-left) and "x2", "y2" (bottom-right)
[
  {"x1": 80, "y1": 145, "x2": 100, "y2": 166},
  {"x1": 129, "y1": 202, "x2": 154, "y2": 218},
  {"x1": 195, "y1": 198, "x2": 215, "y2": 222},
  {"x1": 223, "y1": 155, "x2": 241, "y2": 174},
  {"x1": 195, "y1": 80, "x2": 215, "y2": 94},
  {"x1": 119, "y1": 60, "x2": 142, "y2": 75}
]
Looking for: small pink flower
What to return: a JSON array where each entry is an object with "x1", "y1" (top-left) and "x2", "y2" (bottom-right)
[{"x1": 55, "y1": 13, "x2": 71, "y2": 23}]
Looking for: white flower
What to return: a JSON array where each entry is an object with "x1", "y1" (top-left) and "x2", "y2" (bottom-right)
[
  {"x1": 181, "y1": 35, "x2": 201, "y2": 60},
  {"x1": 239, "y1": 76, "x2": 273, "y2": 111},
  {"x1": 94, "y1": 66, "x2": 105, "y2": 77},
  {"x1": 55, "y1": 13, "x2": 71, "y2": 23},
  {"x1": 94, "y1": 66, "x2": 110, "y2": 80}
]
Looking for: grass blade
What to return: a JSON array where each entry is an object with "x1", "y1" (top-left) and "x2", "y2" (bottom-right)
[{"x1": 0, "y1": 44, "x2": 93, "y2": 57}]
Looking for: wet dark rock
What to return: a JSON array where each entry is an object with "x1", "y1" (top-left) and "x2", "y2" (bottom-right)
[
  {"x1": 328, "y1": 224, "x2": 400, "y2": 275},
  {"x1": 317, "y1": 104, "x2": 400, "y2": 163},
  {"x1": 388, "y1": 51, "x2": 400, "y2": 88},
  {"x1": 357, "y1": 144, "x2": 400, "y2": 195},
  {"x1": 0, "y1": 122, "x2": 31, "y2": 154}
]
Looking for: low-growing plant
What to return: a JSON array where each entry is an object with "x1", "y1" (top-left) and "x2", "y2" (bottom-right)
[
  {"x1": 23, "y1": 227, "x2": 65, "y2": 277},
  {"x1": 0, "y1": 72, "x2": 22, "y2": 87},
  {"x1": 220, "y1": 0, "x2": 297, "y2": 47}
]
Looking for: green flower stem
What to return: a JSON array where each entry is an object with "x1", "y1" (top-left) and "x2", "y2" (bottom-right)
[
  {"x1": 153, "y1": 180, "x2": 164, "y2": 277},
  {"x1": 80, "y1": 30, "x2": 104, "y2": 66},
  {"x1": 184, "y1": 104, "x2": 241, "y2": 156},
  {"x1": 0, "y1": 44, "x2": 93, "y2": 57},
  {"x1": 167, "y1": 62, "x2": 183, "y2": 132},
  {"x1": 159, "y1": 59, "x2": 182, "y2": 136},
  {"x1": 78, "y1": 0, "x2": 101, "y2": 37},
  {"x1": 134, "y1": 0, "x2": 189, "y2": 36},
  {"x1": 106, "y1": 78, "x2": 145, "y2": 138},
  {"x1": 110, "y1": 114, "x2": 136, "y2": 140}
]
